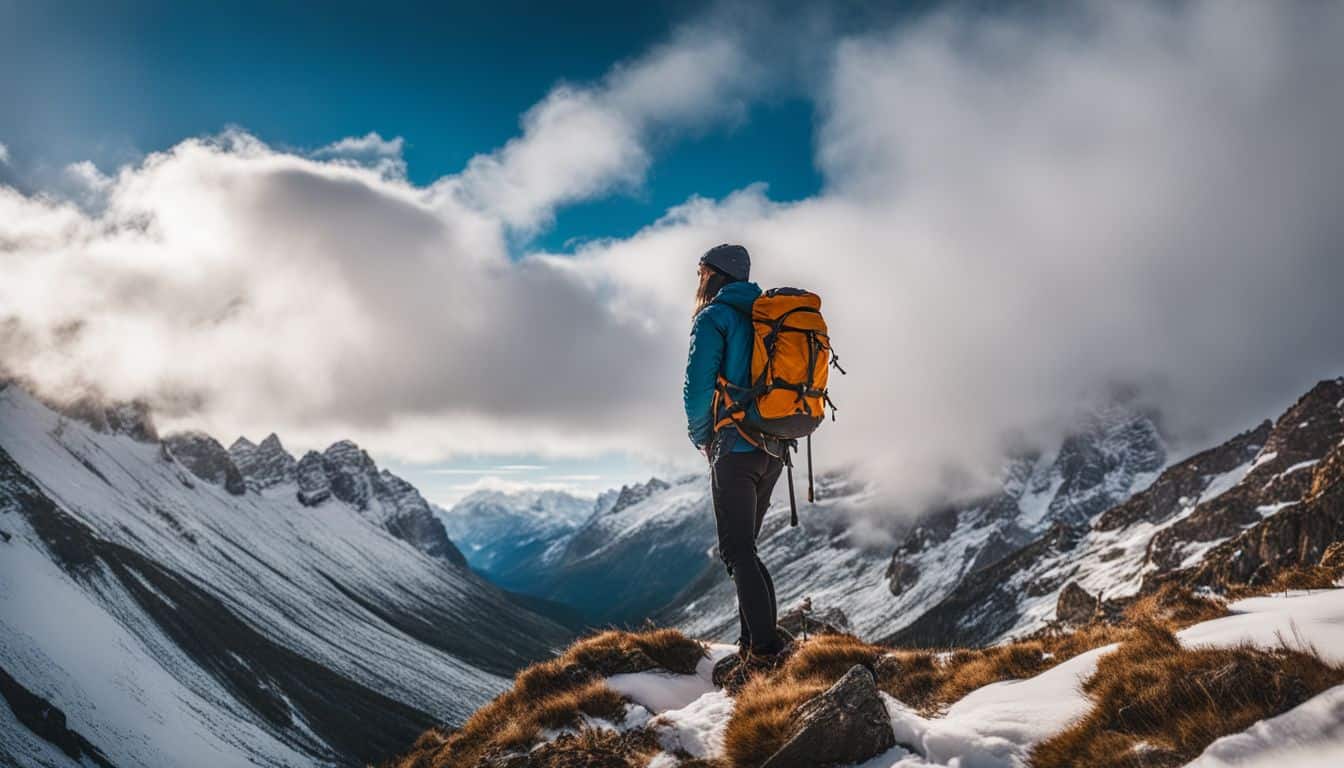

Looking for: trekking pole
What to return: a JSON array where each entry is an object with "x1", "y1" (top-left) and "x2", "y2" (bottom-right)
[{"x1": 784, "y1": 444, "x2": 798, "y2": 527}]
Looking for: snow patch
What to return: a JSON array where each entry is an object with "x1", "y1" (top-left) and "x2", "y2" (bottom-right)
[{"x1": 1186, "y1": 684, "x2": 1344, "y2": 767}]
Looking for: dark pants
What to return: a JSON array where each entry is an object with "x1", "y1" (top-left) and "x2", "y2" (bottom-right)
[{"x1": 711, "y1": 445, "x2": 784, "y2": 654}]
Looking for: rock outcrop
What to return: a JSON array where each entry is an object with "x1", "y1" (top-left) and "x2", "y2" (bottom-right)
[
  {"x1": 1056, "y1": 582, "x2": 1099, "y2": 626},
  {"x1": 164, "y1": 432, "x2": 246, "y2": 495},
  {"x1": 295, "y1": 450, "x2": 332, "y2": 506},
  {"x1": 778, "y1": 600, "x2": 851, "y2": 637},
  {"x1": 228, "y1": 433, "x2": 297, "y2": 491},
  {"x1": 760, "y1": 665, "x2": 896, "y2": 768}
]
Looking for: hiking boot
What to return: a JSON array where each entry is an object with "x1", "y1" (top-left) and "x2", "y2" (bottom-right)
[
  {"x1": 715, "y1": 642, "x2": 798, "y2": 695},
  {"x1": 711, "y1": 651, "x2": 744, "y2": 689}
]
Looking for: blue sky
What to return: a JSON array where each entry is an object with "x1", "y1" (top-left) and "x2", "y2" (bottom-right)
[{"x1": 2, "y1": 0, "x2": 823, "y2": 252}]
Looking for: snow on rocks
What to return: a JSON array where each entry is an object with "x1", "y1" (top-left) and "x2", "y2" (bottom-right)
[{"x1": 608, "y1": 644, "x2": 736, "y2": 762}]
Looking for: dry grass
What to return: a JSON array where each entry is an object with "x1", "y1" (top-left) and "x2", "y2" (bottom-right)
[
  {"x1": 1124, "y1": 583, "x2": 1229, "y2": 628},
  {"x1": 515, "y1": 726, "x2": 663, "y2": 768},
  {"x1": 1227, "y1": 564, "x2": 1344, "y2": 600},
  {"x1": 1030, "y1": 621, "x2": 1344, "y2": 768},
  {"x1": 390, "y1": 628, "x2": 705, "y2": 768},
  {"x1": 722, "y1": 628, "x2": 1135, "y2": 767}
]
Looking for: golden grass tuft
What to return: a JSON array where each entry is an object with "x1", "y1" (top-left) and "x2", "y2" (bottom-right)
[
  {"x1": 389, "y1": 628, "x2": 705, "y2": 768},
  {"x1": 1124, "y1": 583, "x2": 1229, "y2": 628},
  {"x1": 1029, "y1": 621, "x2": 1344, "y2": 768},
  {"x1": 723, "y1": 675, "x2": 829, "y2": 767}
]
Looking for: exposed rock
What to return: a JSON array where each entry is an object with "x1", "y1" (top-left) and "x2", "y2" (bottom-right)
[
  {"x1": 295, "y1": 450, "x2": 331, "y2": 506},
  {"x1": 606, "y1": 478, "x2": 671, "y2": 516},
  {"x1": 164, "y1": 431, "x2": 246, "y2": 495},
  {"x1": 322, "y1": 440, "x2": 377, "y2": 508},
  {"x1": 884, "y1": 522, "x2": 1085, "y2": 648},
  {"x1": 885, "y1": 558, "x2": 919, "y2": 597},
  {"x1": 379, "y1": 469, "x2": 463, "y2": 565},
  {"x1": 1147, "y1": 380, "x2": 1344, "y2": 574},
  {"x1": 778, "y1": 600, "x2": 851, "y2": 637},
  {"x1": 1056, "y1": 582, "x2": 1099, "y2": 626},
  {"x1": 1096, "y1": 421, "x2": 1270, "y2": 532},
  {"x1": 761, "y1": 665, "x2": 896, "y2": 768},
  {"x1": 229, "y1": 433, "x2": 296, "y2": 491}
]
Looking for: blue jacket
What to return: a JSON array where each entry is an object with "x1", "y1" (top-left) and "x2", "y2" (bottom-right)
[{"x1": 683, "y1": 281, "x2": 761, "y2": 453}]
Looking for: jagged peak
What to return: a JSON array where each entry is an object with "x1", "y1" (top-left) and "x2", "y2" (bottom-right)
[
  {"x1": 229, "y1": 436, "x2": 257, "y2": 453},
  {"x1": 322, "y1": 439, "x2": 375, "y2": 470},
  {"x1": 257, "y1": 432, "x2": 287, "y2": 451}
]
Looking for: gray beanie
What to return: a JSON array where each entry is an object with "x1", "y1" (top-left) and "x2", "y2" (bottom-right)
[{"x1": 699, "y1": 243, "x2": 750, "y2": 281}]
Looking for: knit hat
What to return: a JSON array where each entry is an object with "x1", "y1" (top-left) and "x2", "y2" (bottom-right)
[{"x1": 699, "y1": 243, "x2": 750, "y2": 281}]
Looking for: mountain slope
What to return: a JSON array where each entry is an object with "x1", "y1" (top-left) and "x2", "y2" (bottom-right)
[
  {"x1": 886, "y1": 378, "x2": 1344, "y2": 647},
  {"x1": 0, "y1": 385, "x2": 569, "y2": 767}
]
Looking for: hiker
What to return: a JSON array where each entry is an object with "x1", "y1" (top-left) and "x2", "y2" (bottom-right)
[{"x1": 683, "y1": 243, "x2": 789, "y2": 669}]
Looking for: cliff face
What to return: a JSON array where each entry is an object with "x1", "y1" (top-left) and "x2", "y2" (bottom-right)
[{"x1": 885, "y1": 379, "x2": 1344, "y2": 648}]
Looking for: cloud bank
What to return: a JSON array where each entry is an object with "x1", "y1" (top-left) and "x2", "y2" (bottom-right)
[{"x1": 3, "y1": 1, "x2": 1344, "y2": 510}]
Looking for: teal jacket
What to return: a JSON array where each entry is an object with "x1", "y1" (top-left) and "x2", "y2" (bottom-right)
[{"x1": 683, "y1": 281, "x2": 761, "y2": 453}]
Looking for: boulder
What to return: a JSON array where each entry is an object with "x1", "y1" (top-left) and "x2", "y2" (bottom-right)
[
  {"x1": 1056, "y1": 582, "x2": 1098, "y2": 626},
  {"x1": 886, "y1": 559, "x2": 919, "y2": 597},
  {"x1": 778, "y1": 599, "x2": 850, "y2": 637},
  {"x1": 761, "y1": 665, "x2": 896, "y2": 768}
]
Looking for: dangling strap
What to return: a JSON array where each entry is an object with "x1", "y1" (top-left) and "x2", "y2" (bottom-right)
[
  {"x1": 806, "y1": 434, "x2": 815, "y2": 503},
  {"x1": 783, "y1": 444, "x2": 798, "y2": 527}
]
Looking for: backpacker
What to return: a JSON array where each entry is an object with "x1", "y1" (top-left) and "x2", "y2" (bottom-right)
[{"x1": 713, "y1": 287, "x2": 845, "y2": 526}]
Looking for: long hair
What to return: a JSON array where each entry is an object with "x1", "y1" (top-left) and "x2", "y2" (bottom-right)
[{"x1": 694, "y1": 269, "x2": 736, "y2": 317}]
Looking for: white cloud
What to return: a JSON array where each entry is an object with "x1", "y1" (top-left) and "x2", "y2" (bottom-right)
[
  {"x1": 312, "y1": 131, "x2": 406, "y2": 178},
  {"x1": 3, "y1": 1, "x2": 1344, "y2": 513},
  {"x1": 446, "y1": 31, "x2": 760, "y2": 232}
]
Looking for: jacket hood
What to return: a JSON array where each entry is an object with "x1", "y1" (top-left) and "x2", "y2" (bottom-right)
[{"x1": 712, "y1": 281, "x2": 761, "y2": 313}]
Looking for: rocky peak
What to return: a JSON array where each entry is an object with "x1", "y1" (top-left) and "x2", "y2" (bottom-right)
[
  {"x1": 607, "y1": 477, "x2": 671, "y2": 516},
  {"x1": 295, "y1": 450, "x2": 332, "y2": 506},
  {"x1": 294, "y1": 439, "x2": 465, "y2": 567},
  {"x1": 321, "y1": 440, "x2": 377, "y2": 509},
  {"x1": 228, "y1": 433, "x2": 296, "y2": 491},
  {"x1": 164, "y1": 431, "x2": 245, "y2": 495},
  {"x1": 1043, "y1": 411, "x2": 1166, "y2": 529}
]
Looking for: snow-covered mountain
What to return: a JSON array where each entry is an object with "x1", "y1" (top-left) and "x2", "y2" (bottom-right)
[
  {"x1": 536, "y1": 476, "x2": 718, "y2": 626},
  {"x1": 886, "y1": 378, "x2": 1344, "y2": 647},
  {"x1": 0, "y1": 384, "x2": 570, "y2": 767},
  {"x1": 658, "y1": 406, "x2": 1168, "y2": 642},
  {"x1": 438, "y1": 488, "x2": 592, "y2": 592}
]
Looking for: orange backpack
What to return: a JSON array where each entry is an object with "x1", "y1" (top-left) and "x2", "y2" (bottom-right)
[{"x1": 713, "y1": 288, "x2": 845, "y2": 525}]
